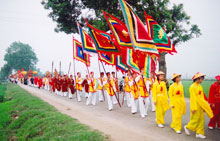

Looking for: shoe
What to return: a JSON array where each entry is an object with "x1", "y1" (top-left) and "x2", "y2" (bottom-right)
[
  {"x1": 158, "y1": 124, "x2": 164, "y2": 128},
  {"x1": 176, "y1": 131, "x2": 181, "y2": 134},
  {"x1": 108, "y1": 109, "x2": 112, "y2": 111},
  {"x1": 208, "y1": 126, "x2": 214, "y2": 130},
  {"x1": 152, "y1": 110, "x2": 155, "y2": 112},
  {"x1": 184, "y1": 126, "x2": 190, "y2": 135},
  {"x1": 196, "y1": 134, "x2": 206, "y2": 139},
  {"x1": 218, "y1": 127, "x2": 220, "y2": 130}
]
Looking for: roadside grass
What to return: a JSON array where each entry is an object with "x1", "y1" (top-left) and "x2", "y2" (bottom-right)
[{"x1": 0, "y1": 83, "x2": 108, "y2": 141}]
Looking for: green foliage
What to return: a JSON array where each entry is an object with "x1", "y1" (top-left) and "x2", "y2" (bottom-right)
[
  {"x1": 0, "y1": 41, "x2": 38, "y2": 80},
  {"x1": 0, "y1": 84, "x2": 108, "y2": 140},
  {"x1": 41, "y1": 0, "x2": 201, "y2": 46},
  {"x1": 0, "y1": 84, "x2": 6, "y2": 102}
]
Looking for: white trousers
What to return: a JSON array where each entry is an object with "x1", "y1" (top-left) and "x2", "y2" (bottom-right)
[
  {"x1": 98, "y1": 90, "x2": 104, "y2": 101},
  {"x1": 138, "y1": 97, "x2": 150, "y2": 118},
  {"x1": 125, "y1": 91, "x2": 131, "y2": 107},
  {"x1": 76, "y1": 90, "x2": 82, "y2": 102},
  {"x1": 149, "y1": 92, "x2": 155, "y2": 111},
  {"x1": 130, "y1": 93, "x2": 138, "y2": 114},
  {"x1": 85, "y1": 92, "x2": 89, "y2": 98},
  {"x1": 106, "y1": 91, "x2": 116, "y2": 111},
  {"x1": 86, "y1": 92, "x2": 97, "y2": 105},
  {"x1": 63, "y1": 92, "x2": 68, "y2": 97},
  {"x1": 68, "y1": 89, "x2": 73, "y2": 99}
]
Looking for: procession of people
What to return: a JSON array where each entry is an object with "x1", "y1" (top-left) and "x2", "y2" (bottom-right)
[{"x1": 10, "y1": 70, "x2": 220, "y2": 139}]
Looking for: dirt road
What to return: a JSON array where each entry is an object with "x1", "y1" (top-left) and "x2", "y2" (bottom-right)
[{"x1": 20, "y1": 85, "x2": 219, "y2": 141}]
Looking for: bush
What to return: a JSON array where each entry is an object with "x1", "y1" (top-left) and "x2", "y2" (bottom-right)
[{"x1": 0, "y1": 84, "x2": 6, "y2": 102}]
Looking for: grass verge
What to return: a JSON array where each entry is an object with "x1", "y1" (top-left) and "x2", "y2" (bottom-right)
[{"x1": 0, "y1": 83, "x2": 108, "y2": 141}]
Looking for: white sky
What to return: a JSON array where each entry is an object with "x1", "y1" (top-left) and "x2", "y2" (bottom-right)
[{"x1": 0, "y1": 0, "x2": 219, "y2": 79}]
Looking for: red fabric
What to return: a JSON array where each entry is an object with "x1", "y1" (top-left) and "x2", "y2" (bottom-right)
[
  {"x1": 56, "y1": 79, "x2": 62, "y2": 91},
  {"x1": 208, "y1": 103, "x2": 220, "y2": 128},
  {"x1": 62, "y1": 79, "x2": 68, "y2": 92},
  {"x1": 34, "y1": 77, "x2": 38, "y2": 85},
  {"x1": 51, "y1": 78, "x2": 55, "y2": 92},
  {"x1": 215, "y1": 75, "x2": 220, "y2": 81},
  {"x1": 38, "y1": 78, "x2": 43, "y2": 88},
  {"x1": 68, "y1": 78, "x2": 75, "y2": 94},
  {"x1": 82, "y1": 79, "x2": 89, "y2": 93},
  {"x1": 209, "y1": 82, "x2": 220, "y2": 103}
]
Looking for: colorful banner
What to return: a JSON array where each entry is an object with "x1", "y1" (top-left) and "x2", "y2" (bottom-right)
[
  {"x1": 119, "y1": 0, "x2": 158, "y2": 55},
  {"x1": 77, "y1": 23, "x2": 97, "y2": 54},
  {"x1": 103, "y1": 11, "x2": 132, "y2": 49},
  {"x1": 98, "y1": 53, "x2": 115, "y2": 66},
  {"x1": 145, "y1": 12, "x2": 177, "y2": 54},
  {"x1": 73, "y1": 39, "x2": 91, "y2": 66},
  {"x1": 116, "y1": 55, "x2": 128, "y2": 73}
]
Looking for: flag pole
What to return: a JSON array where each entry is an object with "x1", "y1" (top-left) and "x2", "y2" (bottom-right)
[
  {"x1": 51, "y1": 61, "x2": 54, "y2": 77},
  {"x1": 59, "y1": 61, "x2": 61, "y2": 75},
  {"x1": 73, "y1": 57, "x2": 78, "y2": 99},
  {"x1": 68, "y1": 62, "x2": 71, "y2": 76}
]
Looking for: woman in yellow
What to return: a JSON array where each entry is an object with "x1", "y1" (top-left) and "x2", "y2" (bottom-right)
[
  {"x1": 169, "y1": 73, "x2": 186, "y2": 134},
  {"x1": 184, "y1": 72, "x2": 213, "y2": 139},
  {"x1": 152, "y1": 71, "x2": 170, "y2": 128}
]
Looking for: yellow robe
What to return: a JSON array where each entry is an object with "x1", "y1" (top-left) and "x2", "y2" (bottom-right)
[
  {"x1": 76, "y1": 77, "x2": 83, "y2": 91},
  {"x1": 88, "y1": 78, "x2": 96, "y2": 93},
  {"x1": 137, "y1": 76, "x2": 149, "y2": 98},
  {"x1": 124, "y1": 76, "x2": 131, "y2": 92},
  {"x1": 105, "y1": 79, "x2": 115, "y2": 96},
  {"x1": 152, "y1": 81, "x2": 170, "y2": 125},
  {"x1": 130, "y1": 79, "x2": 139, "y2": 99},
  {"x1": 169, "y1": 82, "x2": 186, "y2": 131},
  {"x1": 186, "y1": 83, "x2": 213, "y2": 135}
]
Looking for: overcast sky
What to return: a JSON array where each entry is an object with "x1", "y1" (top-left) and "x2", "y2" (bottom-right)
[{"x1": 0, "y1": 0, "x2": 219, "y2": 79}]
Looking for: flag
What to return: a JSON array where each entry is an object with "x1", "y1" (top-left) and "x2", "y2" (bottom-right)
[
  {"x1": 77, "y1": 23, "x2": 97, "y2": 54},
  {"x1": 103, "y1": 11, "x2": 132, "y2": 48},
  {"x1": 145, "y1": 12, "x2": 177, "y2": 54},
  {"x1": 143, "y1": 55, "x2": 151, "y2": 78},
  {"x1": 86, "y1": 20, "x2": 120, "y2": 55},
  {"x1": 98, "y1": 53, "x2": 115, "y2": 66},
  {"x1": 116, "y1": 55, "x2": 128, "y2": 73},
  {"x1": 119, "y1": 0, "x2": 158, "y2": 55},
  {"x1": 73, "y1": 39, "x2": 91, "y2": 66},
  {"x1": 126, "y1": 49, "x2": 140, "y2": 73}
]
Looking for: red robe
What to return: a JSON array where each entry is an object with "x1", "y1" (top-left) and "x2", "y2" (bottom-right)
[
  {"x1": 82, "y1": 79, "x2": 89, "y2": 93},
  {"x1": 34, "y1": 77, "x2": 38, "y2": 85},
  {"x1": 56, "y1": 79, "x2": 62, "y2": 91},
  {"x1": 38, "y1": 78, "x2": 43, "y2": 88},
  {"x1": 62, "y1": 79, "x2": 68, "y2": 92},
  {"x1": 208, "y1": 82, "x2": 220, "y2": 128},
  {"x1": 68, "y1": 78, "x2": 75, "y2": 94}
]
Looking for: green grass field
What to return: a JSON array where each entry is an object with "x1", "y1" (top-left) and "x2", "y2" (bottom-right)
[
  {"x1": 178, "y1": 80, "x2": 215, "y2": 98},
  {"x1": 0, "y1": 83, "x2": 108, "y2": 141}
]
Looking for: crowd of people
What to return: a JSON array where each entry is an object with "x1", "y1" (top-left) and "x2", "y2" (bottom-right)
[{"x1": 10, "y1": 70, "x2": 220, "y2": 139}]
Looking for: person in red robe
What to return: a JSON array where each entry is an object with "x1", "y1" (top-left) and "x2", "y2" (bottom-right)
[
  {"x1": 56, "y1": 75, "x2": 62, "y2": 96},
  {"x1": 82, "y1": 75, "x2": 89, "y2": 98},
  {"x1": 34, "y1": 76, "x2": 39, "y2": 87},
  {"x1": 61, "y1": 75, "x2": 69, "y2": 97},
  {"x1": 208, "y1": 75, "x2": 220, "y2": 130},
  {"x1": 68, "y1": 75, "x2": 75, "y2": 99},
  {"x1": 38, "y1": 77, "x2": 43, "y2": 89}
]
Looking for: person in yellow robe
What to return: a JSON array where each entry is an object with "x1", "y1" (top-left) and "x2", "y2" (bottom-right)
[
  {"x1": 169, "y1": 73, "x2": 186, "y2": 134},
  {"x1": 124, "y1": 70, "x2": 132, "y2": 107},
  {"x1": 184, "y1": 72, "x2": 214, "y2": 139},
  {"x1": 129, "y1": 72, "x2": 139, "y2": 114},
  {"x1": 103, "y1": 72, "x2": 117, "y2": 111},
  {"x1": 76, "y1": 72, "x2": 83, "y2": 102},
  {"x1": 86, "y1": 72, "x2": 97, "y2": 106},
  {"x1": 97, "y1": 72, "x2": 105, "y2": 102},
  {"x1": 152, "y1": 71, "x2": 170, "y2": 128}
]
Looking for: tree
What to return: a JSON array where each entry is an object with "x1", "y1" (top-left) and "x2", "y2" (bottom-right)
[
  {"x1": 0, "y1": 41, "x2": 38, "y2": 79},
  {"x1": 41, "y1": 0, "x2": 201, "y2": 75}
]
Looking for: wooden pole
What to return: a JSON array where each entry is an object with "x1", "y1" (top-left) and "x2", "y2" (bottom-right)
[
  {"x1": 73, "y1": 58, "x2": 78, "y2": 99},
  {"x1": 68, "y1": 62, "x2": 71, "y2": 76}
]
